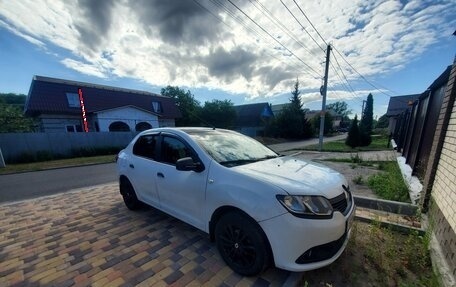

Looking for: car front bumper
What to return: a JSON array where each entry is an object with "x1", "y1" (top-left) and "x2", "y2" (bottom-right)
[{"x1": 259, "y1": 201, "x2": 355, "y2": 272}]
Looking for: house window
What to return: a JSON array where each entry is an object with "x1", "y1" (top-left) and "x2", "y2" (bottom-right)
[
  {"x1": 152, "y1": 101, "x2": 163, "y2": 113},
  {"x1": 66, "y1": 93, "x2": 81, "y2": 108},
  {"x1": 109, "y1": 121, "x2": 130, "y2": 132},
  {"x1": 135, "y1": 122, "x2": 152, "y2": 131}
]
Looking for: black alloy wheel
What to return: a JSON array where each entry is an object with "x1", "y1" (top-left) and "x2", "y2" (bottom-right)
[
  {"x1": 119, "y1": 178, "x2": 141, "y2": 210},
  {"x1": 215, "y1": 211, "x2": 270, "y2": 276}
]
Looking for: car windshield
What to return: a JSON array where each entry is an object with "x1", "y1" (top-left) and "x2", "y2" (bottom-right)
[{"x1": 187, "y1": 129, "x2": 279, "y2": 167}]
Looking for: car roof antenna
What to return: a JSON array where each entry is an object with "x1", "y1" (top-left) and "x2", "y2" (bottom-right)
[{"x1": 188, "y1": 110, "x2": 216, "y2": 129}]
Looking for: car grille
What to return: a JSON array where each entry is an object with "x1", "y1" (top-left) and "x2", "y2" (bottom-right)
[
  {"x1": 330, "y1": 193, "x2": 347, "y2": 213},
  {"x1": 329, "y1": 188, "x2": 352, "y2": 215}
]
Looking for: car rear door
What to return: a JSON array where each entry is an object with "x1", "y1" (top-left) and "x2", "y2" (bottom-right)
[
  {"x1": 155, "y1": 134, "x2": 208, "y2": 230},
  {"x1": 129, "y1": 134, "x2": 161, "y2": 207}
]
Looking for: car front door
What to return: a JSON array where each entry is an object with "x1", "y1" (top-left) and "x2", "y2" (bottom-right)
[{"x1": 155, "y1": 134, "x2": 208, "y2": 230}]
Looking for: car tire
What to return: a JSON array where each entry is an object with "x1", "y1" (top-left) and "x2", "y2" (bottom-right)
[
  {"x1": 119, "y1": 178, "x2": 141, "y2": 210},
  {"x1": 215, "y1": 211, "x2": 270, "y2": 276}
]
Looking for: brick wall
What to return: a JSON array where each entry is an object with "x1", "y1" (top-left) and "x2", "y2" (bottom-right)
[
  {"x1": 432, "y1": 103, "x2": 456, "y2": 231},
  {"x1": 431, "y1": 103, "x2": 456, "y2": 277},
  {"x1": 426, "y1": 61, "x2": 456, "y2": 281}
]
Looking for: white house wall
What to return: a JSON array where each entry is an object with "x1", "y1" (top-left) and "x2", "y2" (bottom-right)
[
  {"x1": 39, "y1": 114, "x2": 83, "y2": 133},
  {"x1": 94, "y1": 107, "x2": 159, "y2": 132}
]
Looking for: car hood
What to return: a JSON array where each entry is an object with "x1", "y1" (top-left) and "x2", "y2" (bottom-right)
[{"x1": 232, "y1": 156, "x2": 346, "y2": 199}]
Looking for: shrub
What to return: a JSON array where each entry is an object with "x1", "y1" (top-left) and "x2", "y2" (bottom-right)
[{"x1": 346, "y1": 115, "x2": 360, "y2": 148}]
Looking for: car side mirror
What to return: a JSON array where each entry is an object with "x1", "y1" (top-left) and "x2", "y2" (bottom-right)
[{"x1": 176, "y1": 157, "x2": 205, "y2": 172}]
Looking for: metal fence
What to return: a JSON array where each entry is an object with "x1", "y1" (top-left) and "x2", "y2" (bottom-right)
[
  {"x1": 0, "y1": 132, "x2": 137, "y2": 163},
  {"x1": 393, "y1": 73, "x2": 448, "y2": 179}
]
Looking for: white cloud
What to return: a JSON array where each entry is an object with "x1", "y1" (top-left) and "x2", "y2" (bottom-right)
[
  {"x1": 61, "y1": 58, "x2": 107, "y2": 78},
  {"x1": 0, "y1": 0, "x2": 454, "y2": 102},
  {"x1": 0, "y1": 19, "x2": 45, "y2": 48}
]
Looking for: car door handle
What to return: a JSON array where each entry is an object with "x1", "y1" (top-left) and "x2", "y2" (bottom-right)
[
  {"x1": 157, "y1": 172, "x2": 164, "y2": 178},
  {"x1": 129, "y1": 164, "x2": 134, "y2": 169}
]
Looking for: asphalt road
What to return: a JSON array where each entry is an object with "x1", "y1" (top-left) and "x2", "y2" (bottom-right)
[{"x1": 0, "y1": 163, "x2": 117, "y2": 203}]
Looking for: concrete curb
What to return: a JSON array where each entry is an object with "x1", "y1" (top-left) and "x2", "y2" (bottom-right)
[
  {"x1": 355, "y1": 215, "x2": 425, "y2": 236},
  {"x1": 353, "y1": 195, "x2": 418, "y2": 216}
]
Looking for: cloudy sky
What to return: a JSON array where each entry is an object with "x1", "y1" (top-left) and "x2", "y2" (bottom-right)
[{"x1": 1, "y1": 0, "x2": 455, "y2": 118}]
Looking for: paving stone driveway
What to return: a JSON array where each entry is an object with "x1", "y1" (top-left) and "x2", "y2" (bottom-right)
[{"x1": 0, "y1": 184, "x2": 290, "y2": 287}]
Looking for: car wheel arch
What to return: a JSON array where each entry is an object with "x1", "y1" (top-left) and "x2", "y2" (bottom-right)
[
  {"x1": 119, "y1": 175, "x2": 131, "y2": 194},
  {"x1": 209, "y1": 206, "x2": 274, "y2": 265}
]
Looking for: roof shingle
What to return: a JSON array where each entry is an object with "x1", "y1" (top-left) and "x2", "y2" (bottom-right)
[{"x1": 25, "y1": 76, "x2": 181, "y2": 119}]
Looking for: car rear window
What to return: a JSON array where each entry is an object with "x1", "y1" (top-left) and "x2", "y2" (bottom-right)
[{"x1": 133, "y1": 135, "x2": 158, "y2": 160}]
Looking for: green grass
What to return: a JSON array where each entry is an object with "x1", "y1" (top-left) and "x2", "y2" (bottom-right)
[
  {"x1": 0, "y1": 155, "x2": 116, "y2": 174},
  {"x1": 303, "y1": 134, "x2": 389, "y2": 152},
  {"x1": 367, "y1": 161, "x2": 410, "y2": 202},
  {"x1": 323, "y1": 156, "x2": 410, "y2": 202}
]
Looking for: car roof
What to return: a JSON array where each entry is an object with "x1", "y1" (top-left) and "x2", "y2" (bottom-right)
[{"x1": 138, "y1": 127, "x2": 238, "y2": 137}]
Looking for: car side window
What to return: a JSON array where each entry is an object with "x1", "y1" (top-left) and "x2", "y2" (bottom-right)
[
  {"x1": 160, "y1": 136, "x2": 193, "y2": 165},
  {"x1": 133, "y1": 135, "x2": 158, "y2": 160}
]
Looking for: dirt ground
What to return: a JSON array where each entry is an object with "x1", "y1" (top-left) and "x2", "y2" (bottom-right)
[{"x1": 297, "y1": 221, "x2": 437, "y2": 287}]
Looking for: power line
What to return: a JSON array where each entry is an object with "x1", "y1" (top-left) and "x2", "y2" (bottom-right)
[
  {"x1": 225, "y1": 0, "x2": 321, "y2": 77},
  {"x1": 332, "y1": 54, "x2": 356, "y2": 93},
  {"x1": 329, "y1": 64, "x2": 360, "y2": 101},
  {"x1": 193, "y1": 0, "x2": 306, "y2": 74},
  {"x1": 291, "y1": 0, "x2": 328, "y2": 46},
  {"x1": 288, "y1": 0, "x2": 397, "y2": 99},
  {"x1": 200, "y1": 0, "x2": 398, "y2": 103},
  {"x1": 279, "y1": 0, "x2": 325, "y2": 53},
  {"x1": 249, "y1": 0, "x2": 319, "y2": 59},
  {"x1": 332, "y1": 46, "x2": 395, "y2": 97}
]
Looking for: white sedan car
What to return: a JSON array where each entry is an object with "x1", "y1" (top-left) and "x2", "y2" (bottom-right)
[{"x1": 116, "y1": 127, "x2": 355, "y2": 275}]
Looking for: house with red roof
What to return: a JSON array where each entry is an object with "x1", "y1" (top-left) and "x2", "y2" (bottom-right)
[{"x1": 24, "y1": 76, "x2": 181, "y2": 133}]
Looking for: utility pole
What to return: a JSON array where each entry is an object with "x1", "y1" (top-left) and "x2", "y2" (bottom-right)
[{"x1": 318, "y1": 44, "x2": 331, "y2": 152}]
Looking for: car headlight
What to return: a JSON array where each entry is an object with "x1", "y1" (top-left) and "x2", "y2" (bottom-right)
[{"x1": 276, "y1": 195, "x2": 333, "y2": 219}]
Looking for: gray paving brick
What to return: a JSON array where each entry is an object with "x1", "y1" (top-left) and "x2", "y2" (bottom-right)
[{"x1": 0, "y1": 183, "x2": 290, "y2": 287}]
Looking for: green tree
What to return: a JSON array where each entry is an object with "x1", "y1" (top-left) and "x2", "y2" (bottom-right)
[
  {"x1": 376, "y1": 113, "x2": 389, "y2": 129},
  {"x1": 161, "y1": 85, "x2": 201, "y2": 126},
  {"x1": 311, "y1": 112, "x2": 333, "y2": 136},
  {"x1": 326, "y1": 101, "x2": 352, "y2": 128},
  {"x1": 359, "y1": 93, "x2": 373, "y2": 146},
  {"x1": 0, "y1": 93, "x2": 34, "y2": 132},
  {"x1": 274, "y1": 79, "x2": 313, "y2": 139},
  {"x1": 345, "y1": 115, "x2": 360, "y2": 148},
  {"x1": 326, "y1": 101, "x2": 351, "y2": 117},
  {"x1": 0, "y1": 93, "x2": 27, "y2": 109},
  {"x1": 290, "y1": 79, "x2": 303, "y2": 110},
  {"x1": 0, "y1": 104, "x2": 34, "y2": 132},
  {"x1": 200, "y1": 99, "x2": 236, "y2": 129}
]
